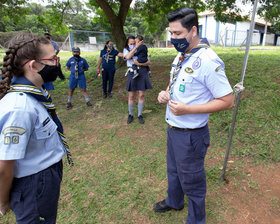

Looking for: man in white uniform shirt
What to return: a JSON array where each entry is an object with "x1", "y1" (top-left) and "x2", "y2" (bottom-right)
[{"x1": 154, "y1": 7, "x2": 234, "y2": 224}]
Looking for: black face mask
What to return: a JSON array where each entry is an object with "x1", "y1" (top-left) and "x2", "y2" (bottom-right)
[
  {"x1": 38, "y1": 65, "x2": 60, "y2": 82},
  {"x1": 74, "y1": 54, "x2": 80, "y2": 58}
]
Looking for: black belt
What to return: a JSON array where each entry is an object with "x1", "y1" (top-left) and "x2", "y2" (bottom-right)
[{"x1": 168, "y1": 124, "x2": 206, "y2": 131}]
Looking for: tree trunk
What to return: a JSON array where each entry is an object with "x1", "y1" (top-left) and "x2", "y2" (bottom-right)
[{"x1": 94, "y1": 0, "x2": 132, "y2": 66}]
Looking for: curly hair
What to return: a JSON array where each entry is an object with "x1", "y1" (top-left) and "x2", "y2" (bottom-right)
[{"x1": 0, "y1": 33, "x2": 50, "y2": 100}]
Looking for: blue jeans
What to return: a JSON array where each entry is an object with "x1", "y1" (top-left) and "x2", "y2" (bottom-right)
[
  {"x1": 165, "y1": 125, "x2": 210, "y2": 224},
  {"x1": 10, "y1": 160, "x2": 63, "y2": 224}
]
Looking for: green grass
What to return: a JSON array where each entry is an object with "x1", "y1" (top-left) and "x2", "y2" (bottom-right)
[{"x1": 0, "y1": 47, "x2": 279, "y2": 223}]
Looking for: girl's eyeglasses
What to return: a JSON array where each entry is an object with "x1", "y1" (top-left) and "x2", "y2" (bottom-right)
[
  {"x1": 39, "y1": 56, "x2": 60, "y2": 66},
  {"x1": 22, "y1": 57, "x2": 60, "y2": 67}
]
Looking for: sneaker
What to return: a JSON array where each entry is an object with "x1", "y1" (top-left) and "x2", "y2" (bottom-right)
[
  {"x1": 66, "y1": 102, "x2": 72, "y2": 110},
  {"x1": 138, "y1": 115, "x2": 145, "y2": 124},
  {"x1": 127, "y1": 115, "x2": 134, "y2": 124},
  {"x1": 103, "y1": 93, "x2": 107, "y2": 98},
  {"x1": 108, "y1": 93, "x2": 112, "y2": 98},
  {"x1": 86, "y1": 102, "x2": 93, "y2": 107},
  {"x1": 132, "y1": 73, "x2": 139, "y2": 79}
]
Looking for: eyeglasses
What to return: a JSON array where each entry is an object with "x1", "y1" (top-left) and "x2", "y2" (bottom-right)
[
  {"x1": 21, "y1": 56, "x2": 60, "y2": 67},
  {"x1": 39, "y1": 56, "x2": 60, "y2": 66}
]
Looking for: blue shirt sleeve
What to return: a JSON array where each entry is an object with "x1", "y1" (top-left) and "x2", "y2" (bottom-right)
[
  {"x1": 0, "y1": 110, "x2": 36, "y2": 160},
  {"x1": 66, "y1": 58, "x2": 71, "y2": 68},
  {"x1": 51, "y1": 40, "x2": 59, "y2": 51},
  {"x1": 83, "y1": 59, "x2": 89, "y2": 69},
  {"x1": 203, "y1": 59, "x2": 232, "y2": 98}
]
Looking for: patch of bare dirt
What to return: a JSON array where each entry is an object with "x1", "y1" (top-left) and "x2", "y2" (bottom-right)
[{"x1": 217, "y1": 162, "x2": 280, "y2": 224}]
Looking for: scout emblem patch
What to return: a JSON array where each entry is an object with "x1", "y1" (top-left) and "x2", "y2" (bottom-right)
[
  {"x1": 179, "y1": 84, "x2": 185, "y2": 93},
  {"x1": 185, "y1": 67, "x2": 193, "y2": 73},
  {"x1": 192, "y1": 58, "x2": 201, "y2": 70}
]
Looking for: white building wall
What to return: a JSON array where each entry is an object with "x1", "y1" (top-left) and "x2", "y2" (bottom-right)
[
  {"x1": 205, "y1": 16, "x2": 216, "y2": 43},
  {"x1": 265, "y1": 34, "x2": 275, "y2": 45},
  {"x1": 252, "y1": 33, "x2": 260, "y2": 45}
]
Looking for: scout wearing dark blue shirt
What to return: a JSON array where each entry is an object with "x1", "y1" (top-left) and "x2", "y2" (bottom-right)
[
  {"x1": 97, "y1": 40, "x2": 123, "y2": 98},
  {"x1": 65, "y1": 47, "x2": 92, "y2": 109}
]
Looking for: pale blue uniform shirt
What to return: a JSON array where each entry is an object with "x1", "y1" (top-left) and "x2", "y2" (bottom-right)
[
  {"x1": 51, "y1": 40, "x2": 59, "y2": 51},
  {"x1": 0, "y1": 91, "x2": 66, "y2": 178},
  {"x1": 166, "y1": 47, "x2": 233, "y2": 129}
]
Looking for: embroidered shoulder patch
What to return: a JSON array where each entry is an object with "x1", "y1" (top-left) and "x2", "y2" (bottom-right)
[{"x1": 2, "y1": 127, "x2": 26, "y2": 135}]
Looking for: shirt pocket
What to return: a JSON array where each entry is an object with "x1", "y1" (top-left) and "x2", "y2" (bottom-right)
[
  {"x1": 176, "y1": 74, "x2": 193, "y2": 95},
  {"x1": 35, "y1": 120, "x2": 58, "y2": 150}
]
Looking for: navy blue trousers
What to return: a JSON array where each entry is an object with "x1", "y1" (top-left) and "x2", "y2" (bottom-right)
[
  {"x1": 102, "y1": 68, "x2": 116, "y2": 94},
  {"x1": 10, "y1": 160, "x2": 63, "y2": 224},
  {"x1": 165, "y1": 125, "x2": 210, "y2": 224}
]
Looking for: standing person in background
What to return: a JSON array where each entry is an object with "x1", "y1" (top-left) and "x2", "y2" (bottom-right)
[
  {"x1": 96, "y1": 40, "x2": 123, "y2": 98},
  {"x1": 44, "y1": 31, "x2": 65, "y2": 94},
  {"x1": 66, "y1": 47, "x2": 92, "y2": 109},
  {"x1": 123, "y1": 36, "x2": 152, "y2": 124},
  {"x1": 66, "y1": 47, "x2": 92, "y2": 110},
  {"x1": 154, "y1": 7, "x2": 234, "y2": 224},
  {"x1": 0, "y1": 33, "x2": 71, "y2": 223}
]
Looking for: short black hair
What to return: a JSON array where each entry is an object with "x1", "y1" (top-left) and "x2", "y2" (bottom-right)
[
  {"x1": 136, "y1": 35, "x2": 144, "y2": 41},
  {"x1": 167, "y1": 7, "x2": 199, "y2": 34}
]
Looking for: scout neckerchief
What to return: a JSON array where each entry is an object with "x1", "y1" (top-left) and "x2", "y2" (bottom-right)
[
  {"x1": 169, "y1": 41, "x2": 210, "y2": 99},
  {"x1": 74, "y1": 57, "x2": 79, "y2": 79},
  {"x1": 9, "y1": 77, "x2": 74, "y2": 166}
]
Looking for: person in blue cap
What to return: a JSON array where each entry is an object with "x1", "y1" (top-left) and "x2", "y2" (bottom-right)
[
  {"x1": 96, "y1": 40, "x2": 123, "y2": 98},
  {"x1": 0, "y1": 33, "x2": 72, "y2": 223},
  {"x1": 66, "y1": 47, "x2": 92, "y2": 109},
  {"x1": 154, "y1": 7, "x2": 234, "y2": 224},
  {"x1": 44, "y1": 31, "x2": 65, "y2": 94}
]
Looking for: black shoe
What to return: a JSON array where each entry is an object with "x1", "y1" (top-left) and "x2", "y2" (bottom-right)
[
  {"x1": 103, "y1": 93, "x2": 107, "y2": 98},
  {"x1": 86, "y1": 101, "x2": 93, "y2": 107},
  {"x1": 127, "y1": 115, "x2": 134, "y2": 124},
  {"x1": 66, "y1": 102, "x2": 72, "y2": 110},
  {"x1": 108, "y1": 93, "x2": 112, "y2": 98},
  {"x1": 153, "y1": 200, "x2": 183, "y2": 213},
  {"x1": 138, "y1": 115, "x2": 145, "y2": 124}
]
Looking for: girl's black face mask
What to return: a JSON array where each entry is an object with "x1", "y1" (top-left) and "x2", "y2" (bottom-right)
[{"x1": 38, "y1": 64, "x2": 60, "y2": 83}]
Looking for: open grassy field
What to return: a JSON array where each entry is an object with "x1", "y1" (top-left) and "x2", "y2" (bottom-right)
[{"x1": 1, "y1": 46, "x2": 279, "y2": 223}]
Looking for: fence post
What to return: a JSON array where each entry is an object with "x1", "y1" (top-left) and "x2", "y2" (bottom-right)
[
  {"x1": 225, "y1": 29, "x2": 228, "y2": 47},
  {"x1": 70, "y1": 31, "x2": 74, "y2": 50}
]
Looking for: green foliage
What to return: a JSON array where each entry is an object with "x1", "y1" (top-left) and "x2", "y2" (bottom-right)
[
  {"x1": 0, "y1": 0, "x2": 28, "y2": 32},
  {"x1": 258, "y1": 0, "x2": 280, "y2": 32}
]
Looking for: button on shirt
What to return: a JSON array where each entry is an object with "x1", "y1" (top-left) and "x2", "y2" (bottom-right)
[
  {"x1": 166, "y1": 47, "x2": 233, "y2": 129},
  {"x1": 66, "y1": 57, "x2": 89, "y2": 76},
  {"x1": 0, "y1": 92, "x2": 66, "y2": 178},
  {"x1": 100, "y1": 49, "x2": 119, "y2": 70}
]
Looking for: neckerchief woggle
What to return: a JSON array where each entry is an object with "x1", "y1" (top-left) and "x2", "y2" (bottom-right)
[
  {"x1": 169, "y1": 39, "x2": 210, "y2": 99},
  {"x1": 9, "y1": 76, "x2": 74, "y2": 167}
]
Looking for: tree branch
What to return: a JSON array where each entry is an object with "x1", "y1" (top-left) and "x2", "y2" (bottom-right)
[
  {"x1": 118, "y1": 0, "x2": 132, "y2": 25},
  {"x1": 95, "y1": 0, "x2": 118, "y2": 24}
]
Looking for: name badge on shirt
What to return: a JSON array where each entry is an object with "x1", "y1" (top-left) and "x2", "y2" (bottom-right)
[{"x1": 179, "y1": 84, "x2": 185, "y2": 93}]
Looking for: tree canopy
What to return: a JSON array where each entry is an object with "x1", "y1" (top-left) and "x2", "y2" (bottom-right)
[{"x1": 0, "y1": 0, "x2": 279, "y2": 49}]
